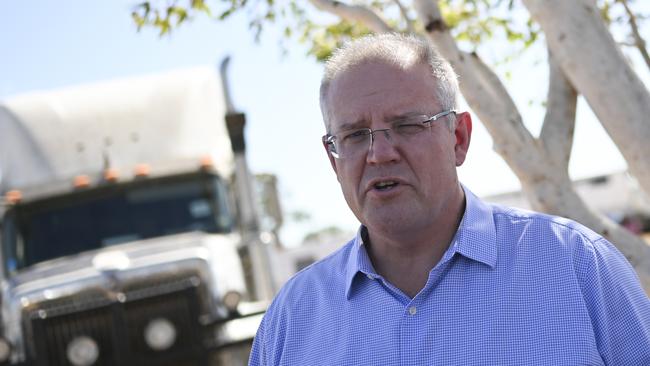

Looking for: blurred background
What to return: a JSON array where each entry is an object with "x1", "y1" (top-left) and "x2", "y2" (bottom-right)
[{"x1": 1, "y1": 1, "x2": 650, "y2": 364}]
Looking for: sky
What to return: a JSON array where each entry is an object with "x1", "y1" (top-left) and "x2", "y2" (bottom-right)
[{"x1": 0, "y1": 1, "x2": 647, "y2": 246}]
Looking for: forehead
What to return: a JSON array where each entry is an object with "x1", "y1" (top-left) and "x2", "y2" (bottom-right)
[{"x1": 326, "y1": 61, "x2": 439, "y2": 128}]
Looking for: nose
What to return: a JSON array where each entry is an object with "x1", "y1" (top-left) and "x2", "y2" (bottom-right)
[{"x1": 367, "y1": 129, "x2": 400, "y2": 164}]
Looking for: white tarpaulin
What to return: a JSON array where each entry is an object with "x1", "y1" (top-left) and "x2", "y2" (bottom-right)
[{"x1": 0, "y1": 67, "x2": 234, "y2": 192}]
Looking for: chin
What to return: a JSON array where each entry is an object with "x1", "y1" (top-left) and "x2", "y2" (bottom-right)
[{"x1": 362, "y1": 206, "x2": 421, "y2": 233}]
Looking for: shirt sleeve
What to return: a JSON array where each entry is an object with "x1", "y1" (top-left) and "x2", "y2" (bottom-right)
[{"x1": 574, "y1": 236, "x2": 650, "y2": 365}]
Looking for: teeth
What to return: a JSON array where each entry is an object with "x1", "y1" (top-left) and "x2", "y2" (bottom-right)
[{"x1": 375, "y1": 181, "x2": 396, "y2": 188}]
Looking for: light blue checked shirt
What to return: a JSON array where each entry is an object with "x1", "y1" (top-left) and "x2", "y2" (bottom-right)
[{"x1": 250, "y1": 187, "x2": 650, "y2": 365}]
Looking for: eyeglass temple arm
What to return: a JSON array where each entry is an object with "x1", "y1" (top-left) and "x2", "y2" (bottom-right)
[{"x1": 430, "y1": 109, "x2": 457, "y2": 121}]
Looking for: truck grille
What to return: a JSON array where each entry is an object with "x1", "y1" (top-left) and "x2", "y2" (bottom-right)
[
  {"x1": 26, "y1": 275, "x2": 208, "y2": 366},
  {"x1": 36, "y1": 305, "x2": 118, "y2": 365}
]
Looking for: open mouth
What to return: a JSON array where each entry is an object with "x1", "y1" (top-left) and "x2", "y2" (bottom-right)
[{"x1": 373, "y1": 180, "x2": 399, "y2": 191}]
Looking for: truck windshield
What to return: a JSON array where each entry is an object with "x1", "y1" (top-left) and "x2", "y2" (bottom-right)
[{"x1": 3, "y1": 175, "x2": 233, "y2": 273}]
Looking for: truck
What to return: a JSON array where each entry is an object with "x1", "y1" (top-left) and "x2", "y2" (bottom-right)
[{"x1": 0, "y1": 60, "x2": 278, "y2": 365}]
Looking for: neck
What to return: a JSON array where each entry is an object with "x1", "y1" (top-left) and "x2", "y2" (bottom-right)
[{"x1": 365, "y1": 185, "x2": 466, "y2": 298}]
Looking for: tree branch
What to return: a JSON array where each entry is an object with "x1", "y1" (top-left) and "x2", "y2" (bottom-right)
[
  {"x1": 412, "y1": 0, "x2": 540, "y2": 177},
  {"x1": 523, "y1": 0, "x2": 650, "y2": 197},
  {"x1": 618, "y1": 41, "x2": 638, "y2": 48},
  {"x1": 539, "y1": 48, "x2": 577, "y2": 169},
  {"x1": 308, "y1": 0, "x2": 393, "y2": 33},
  {"x1": 618, "y1": 0, "x2": 650, "y2": 71},
  {"x1": 393, "y1": 0, "x2": 415, "y2": 33}
]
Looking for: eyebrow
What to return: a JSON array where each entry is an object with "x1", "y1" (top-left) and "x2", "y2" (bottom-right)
[
  {"x1": 336, "y1": 120, "x2": 368, "y2": 133},
  {"x1": 387, "y1": 111, "x2": 427, "y2": 121},
  {"x1": 335, "y1": 112, "x2": 429, "y2": 133}
]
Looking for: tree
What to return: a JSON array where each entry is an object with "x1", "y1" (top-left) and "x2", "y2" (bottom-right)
[{"x1": 131, "y1": 0, "x2": 650, "y2": 291}]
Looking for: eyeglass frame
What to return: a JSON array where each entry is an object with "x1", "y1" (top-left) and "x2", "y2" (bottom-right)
[{"x1": 322, "y1": 109, "x2": 457, "y2": 159}]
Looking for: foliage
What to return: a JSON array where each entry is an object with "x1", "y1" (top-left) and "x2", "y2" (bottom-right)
[
  {"x1": 300, "y1": 19, "x2": 374, "y2": 61},
  {"x1": 132, "y1": 0, "x2": 539, "y2": 61},
  {"x1": 132, "y1": 0, "x2": 296, "y2": 39},
  {"x1": 131, "y1": 0, "x2": 646, "y2": 64},
  {"x1": 439, "y1": 1, "x2": 539, "y2": 51}
]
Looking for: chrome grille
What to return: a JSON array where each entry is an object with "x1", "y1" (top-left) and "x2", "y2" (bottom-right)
[
  {"x1": 124, "y1": 287, "x2": 204, "y2": 364},
  {"x1": 33, "y1": 304, "x2": 119, "y2": 365},
  {"x1": 26, "y1": 275, "x2": 208, "y2": 366}
]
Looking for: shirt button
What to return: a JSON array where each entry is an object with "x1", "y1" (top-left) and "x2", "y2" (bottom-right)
[
  {"x1": 366, "y1": 274, "x2": 374, "y2": 280},
  {"x1": 408, "y1": 306, "x2": 417, "y2": 315}
]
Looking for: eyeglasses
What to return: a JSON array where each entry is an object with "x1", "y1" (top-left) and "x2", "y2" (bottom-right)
[{"x1": 323, "y1": 109, "x2": 456, "y2": 159}]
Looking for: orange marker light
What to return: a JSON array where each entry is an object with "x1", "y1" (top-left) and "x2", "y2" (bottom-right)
[
  {"x1": 73, "y1": 175, "x2": 91, "y2": 188},
  {"x1": 5, "y1": 190, "x2": 22, "y2": 204},
  {"x1": 200, "y1": 155, "x2": 214, "y2": 169},
  {"x1": 104, "y1": 168, "x2": 119, "y2": 182},
  {"x1": 134, "y1": 164, "x2": 150, "y2": 177}
]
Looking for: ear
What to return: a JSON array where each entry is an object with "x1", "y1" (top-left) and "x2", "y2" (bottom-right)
[
  {"x1": 323, "y1": 140, "x2": 340, "y2": 177},
  {"x1": 453, "y1": 112, "x2": 472, "y2": 166}
]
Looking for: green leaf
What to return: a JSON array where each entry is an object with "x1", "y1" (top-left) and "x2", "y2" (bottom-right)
[
  {"x1": 131, "y1": 12, "x2": 145, "y2": 30},
  {"x1": 219, "y1": 8, "x2": 235, "y2": 20},
  {"x1": 191, "y1": 0, "x2": 211, "y2": 16}
]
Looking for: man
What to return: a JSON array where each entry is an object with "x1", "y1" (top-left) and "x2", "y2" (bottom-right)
[{"x1": 249, "y1": 33, "x2": 650, "y2": 365}]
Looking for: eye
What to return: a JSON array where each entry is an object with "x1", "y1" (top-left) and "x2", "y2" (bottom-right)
[
  {"x1": 341, "y1": 129, "x2": 370, "y2": 144},
  {"x1": 394, "y1": 122, "x2": 426, "y2": 135}
]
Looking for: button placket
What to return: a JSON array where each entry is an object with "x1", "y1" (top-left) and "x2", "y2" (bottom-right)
[
  {"x1": 399, "y1": 300, "x2": 422, "y2": 365},
  {"x1": 408, "y1": 306, "x2": 417, "y2": 316}
]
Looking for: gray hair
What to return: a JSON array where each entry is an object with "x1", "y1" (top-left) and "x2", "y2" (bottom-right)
[{"x1": 320, "y1": 33, "x2": 459, "y2": 132}]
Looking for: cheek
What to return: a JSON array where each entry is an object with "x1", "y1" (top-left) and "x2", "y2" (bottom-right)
[
  {"x1": 412, "y1": 141, "x2": 456, "y2": 185},
  {"x1": 340, "y1": 166, "x2": 360, "y2": 186},
  {"x1": 428, "y1": 133, "x2": 457, "y2": 166},
  {"x1": 336, "y1": 163, "x2": 364, "y2": 196}
]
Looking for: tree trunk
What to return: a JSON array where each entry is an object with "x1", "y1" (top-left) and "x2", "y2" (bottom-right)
[{"x1": 522, "y1": 0, "x2": 650, "y2": 197}]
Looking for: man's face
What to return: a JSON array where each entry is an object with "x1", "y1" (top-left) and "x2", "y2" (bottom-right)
[{"x1": 323, "y1": 61, "x2": 471, "y2": 236}]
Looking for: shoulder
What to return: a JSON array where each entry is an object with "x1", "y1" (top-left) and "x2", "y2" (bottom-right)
[
  {"x1": 481, "y1": 202, "x2": 643, "y2": 287},
  {"x1": 262, "y1": 238, "x2": 355, "y2": 320},
  {"x1": 487, "y1": 202, "x2": 605, "y2": 252},
  {"x1": 484, "y1": 201, "x2": 644, "y2": 294},
  {"x1": 462, "y1": 188, "x2": 604, "y2": 261},
  {"x1": 473, "y1": 200, "x2": 650, "y2": 363},
  {"x1": 483, "y1": 207, "x2": 650, "y2": 364},
  {"x1": 250, "y1": 239, "x2": 356, "y2": 364}
]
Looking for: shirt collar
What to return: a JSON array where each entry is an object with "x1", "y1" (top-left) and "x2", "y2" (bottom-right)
[
  {"x1": 343, "y1": 185, "x2": 498, "y2": 299},
  {"x1": 344, "y1": 226, "x2": 376, "y2": 299},
  {"x1": 454, "y1": 185, "x2": 498, "y2": 269}
]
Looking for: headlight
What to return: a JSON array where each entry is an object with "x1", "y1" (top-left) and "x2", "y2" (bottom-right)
[
  {"x1": 144, "y1": 318, "x2": 176, "y2": 351},
  {"x1": 0, "y1": 338, "x2": 11, "y2": 362},
  {"x1": 66, "y1": 336, "x2": 99, "y2": 366}
]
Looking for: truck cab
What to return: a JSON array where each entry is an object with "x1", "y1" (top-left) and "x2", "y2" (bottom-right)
[{"x1": 0, "y1": 66, "x2": 274, "y2": 365}]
